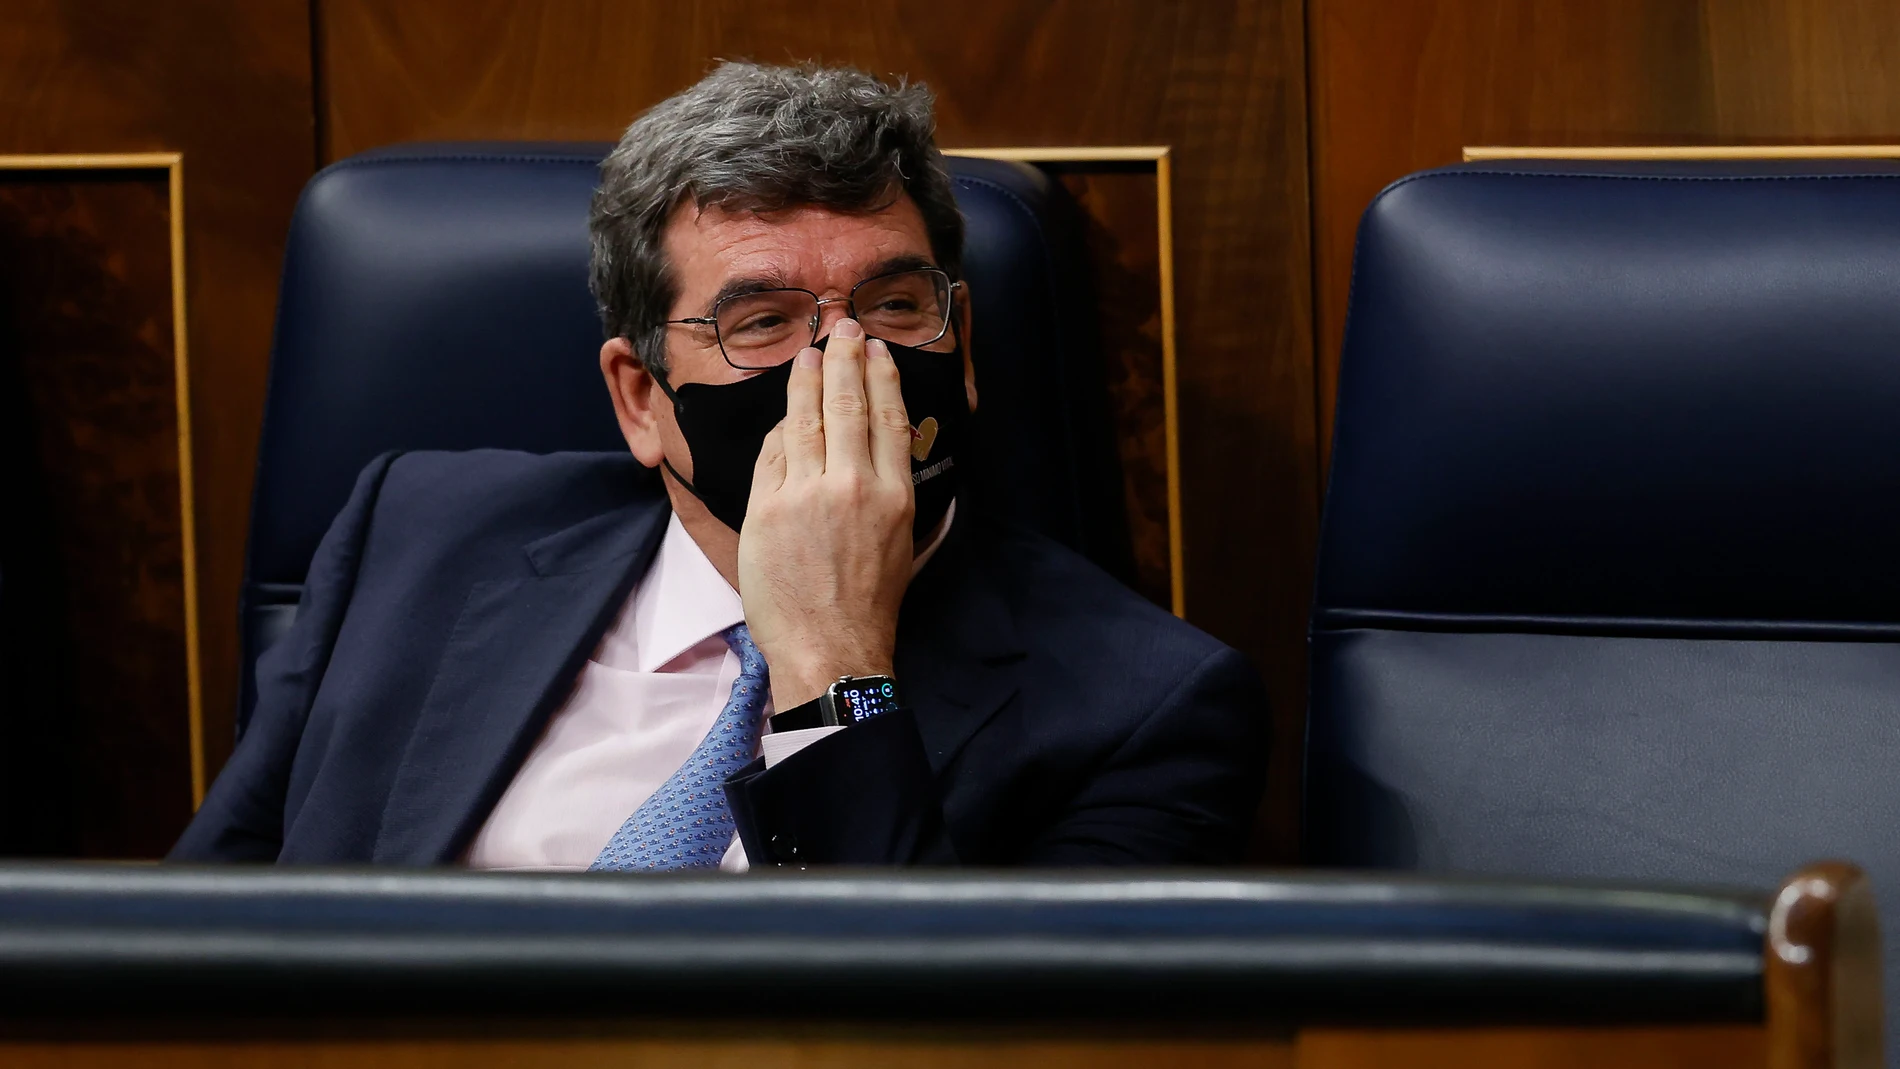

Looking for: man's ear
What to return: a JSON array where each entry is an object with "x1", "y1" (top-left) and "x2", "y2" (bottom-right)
[
  {"x1": 600, "y1": 336, "x2": 666, "y2": 467},
  {"x1": 957, "y1": 280, "x2": 978, "y2": 413}
]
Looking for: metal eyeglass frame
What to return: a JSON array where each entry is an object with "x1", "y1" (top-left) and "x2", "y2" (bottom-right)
[{"x1": 665, "y1": 267, "x2": 964, "y2": 370}]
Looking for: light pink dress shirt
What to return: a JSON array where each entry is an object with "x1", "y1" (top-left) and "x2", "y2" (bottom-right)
[{"x1": 466, "y1": 503, "x2": 953, "y2": 873}]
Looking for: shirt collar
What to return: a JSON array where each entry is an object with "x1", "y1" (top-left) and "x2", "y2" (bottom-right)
[{"x1": 630, "y1": 512, "x2": 745, "y2": 673}]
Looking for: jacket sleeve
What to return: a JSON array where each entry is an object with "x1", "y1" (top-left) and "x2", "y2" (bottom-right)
[
  {"x1": 725, "y1": 646, "x2": 1269, "y2": 868},
  {"x1": 168, "y1": 453, "x2": 399, "y2": 862},
  {"x1": 1022, "y1": 647, "x2": 1269, "y2": 865},
  {"x1": 725, "y1": 707, "x2": 958, "y2": 867}
]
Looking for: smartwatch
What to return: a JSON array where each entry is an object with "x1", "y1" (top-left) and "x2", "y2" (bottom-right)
[{"x1": 769, "y1": 674, "x2": 902, "y2": 731}]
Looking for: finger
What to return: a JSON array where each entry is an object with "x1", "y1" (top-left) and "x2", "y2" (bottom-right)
[
  {"x1": 783, "y1": 345, "x2": 825, "y2": 479},
  {"x1": 750, "y1": 422, "x2": 788, "y2": 502},
  {"x1": 822, "y1": 318, "x2": 871, "y2": 474},
  {"x1": 865, "y1": 337, "x2": 912, "y2": 480}
]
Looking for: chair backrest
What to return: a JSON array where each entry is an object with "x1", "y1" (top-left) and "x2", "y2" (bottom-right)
[
  {"x1": 1306, "y1": 160, "x2": 1900, "y2": 1056},
  {"x1": 243, "y1": 143, "x2": 1128, "y2": 728}
]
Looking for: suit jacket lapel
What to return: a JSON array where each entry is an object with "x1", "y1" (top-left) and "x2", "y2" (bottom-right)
[
  {"x1": 373, "y1": 495, "x2": 671, "y2": 863},
  {"x1": 896, "y1": 517, "x2": 1025, "y2": 775}
]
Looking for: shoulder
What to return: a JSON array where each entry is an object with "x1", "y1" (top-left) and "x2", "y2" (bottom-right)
[
  {"x1": 349, "y1": 449, "x2": 661, "y2": 571},
  {"x1": 371, "y1": 448, "x2": 657, "y2": 531},
  {"x1": 378, "y1": 448, "x2": 654, "y2": 510}
]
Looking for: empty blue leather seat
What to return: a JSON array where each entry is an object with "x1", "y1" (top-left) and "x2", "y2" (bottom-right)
[
  {"x1": 1306, "y1": 160, "x2": 1900, "y2": 1057},
  {"x1": 242, "y1": 143, "x2": 1128, "y2": 729}
]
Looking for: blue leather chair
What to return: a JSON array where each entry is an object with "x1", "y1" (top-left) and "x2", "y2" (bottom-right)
[
  {"x1": 242, "y1": 143, "x2": 1130, "y2": 729},
  {"x1": 1306, "y1": 159, "x2": 1900, "y2": 1056}
]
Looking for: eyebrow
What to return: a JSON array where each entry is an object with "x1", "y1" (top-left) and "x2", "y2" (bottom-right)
[
  {"x1": 701, "y1": 255, "x2": 942, "y2": 314},
  {"x1": 699, "y1": 269, "x2": 786, "y2": 315},
  {"x1": 703, "y1": 270, "x2": 791, "y2": 315},
  {"x1": 859, "y1": 254, "x2": 939, "y2": 281}
]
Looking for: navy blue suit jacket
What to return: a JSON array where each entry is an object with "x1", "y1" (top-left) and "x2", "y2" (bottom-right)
[{"x1": 173, "y1": 451, "x2": 1268, "y2": 866}]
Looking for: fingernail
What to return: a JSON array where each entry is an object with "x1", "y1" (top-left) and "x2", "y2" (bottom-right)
[
  {"x1": 795, "y1": 346, "x2": 822, "y2": 369},
  {"x1": 834, "y1": 318, "x2": 863, "y2": 339},
  {"x1": 868, "y1": 337, "x2": 892, "y2": 359}
]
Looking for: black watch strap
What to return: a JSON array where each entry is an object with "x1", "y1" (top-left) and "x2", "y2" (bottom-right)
[
  {"x1": 768, "y1": 696, "x2": 828, "y2": 732},
  {"x1": 767, "y1": 674, "x2": 904, "y2": 733}
]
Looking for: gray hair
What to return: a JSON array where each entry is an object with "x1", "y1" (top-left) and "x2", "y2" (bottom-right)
[{"x1": 588, "y1": 61, "x2": 965, "y2": 377}]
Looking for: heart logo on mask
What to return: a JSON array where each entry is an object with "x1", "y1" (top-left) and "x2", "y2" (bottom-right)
[{"x1": 910, "y1": 416, "x2": 940, "y2": 462}]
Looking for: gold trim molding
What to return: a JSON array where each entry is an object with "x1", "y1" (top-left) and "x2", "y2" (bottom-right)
[
  {"x1": 1466, "y1": 145, "x2": 1900, "y2": 161},
  {"x1": 944, "y1": 146, "x2": 1184, "y2": 618},
  {"x1": 0, "y1": 151, "x2": 204, "y2": 805}
]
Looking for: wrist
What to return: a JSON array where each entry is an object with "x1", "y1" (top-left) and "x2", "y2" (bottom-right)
[{"x1": 770, "y1": 658, "x2": 896, "y2": 713}]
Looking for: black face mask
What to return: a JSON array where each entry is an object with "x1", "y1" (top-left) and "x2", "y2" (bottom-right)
[{"x1": 657, "y1": 333, "x2": 969, "y2": 539}]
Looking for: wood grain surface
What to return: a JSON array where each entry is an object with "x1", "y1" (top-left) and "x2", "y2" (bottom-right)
[
  {"x1": 1299, "y1": 1024, "x2": 1765, "y2": 1068},
  {"x1": 0, "y1": 172, "x2": 192, "y2": 858},
  {"x1": 0, "y1": 1023, "x2": 1299, "y2": 1069},
  {"x1": 1308, "y1": 0, "x2": 1900, "y2": 459},
  {"x1": 0, "y1": 0, "x2": 316, "y2": 796},
  {"x1": 1765, "y1": 862, "x2": 1884, "y2": 1069},
  {"x1": 1053, "y1": 166, "x2": 1171, "y2": 610},
  {"x1": 319, "y1": 0, "x2": 1319, "y2": 860},
  {"x1": 0, "y1": 1023, "x2": 1770, "y2": 1068}
]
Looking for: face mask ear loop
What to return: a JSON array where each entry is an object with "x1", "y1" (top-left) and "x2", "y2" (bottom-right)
[
  {"x1": 647, "y1": 359, "x2": 684, "y2": 413},
  {"x1": 660, "y1": 457, "x2": 703, "y2": 499},
  {"x1": 642, "y1": 356, "x2": 703, "y2": 499},
  {"x1": 949, "y1": 281, "x2": 965, "y2": 349}
]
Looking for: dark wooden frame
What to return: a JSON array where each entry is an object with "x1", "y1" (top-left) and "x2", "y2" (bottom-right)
[
  {"x1": 945, "y1": 145, "x2": 1183, "y2": 617},
  {"x1": 0, "y1": 151, "x2": 204, "y2": 807}
]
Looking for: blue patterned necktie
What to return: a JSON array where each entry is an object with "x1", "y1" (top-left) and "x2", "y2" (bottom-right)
[{"x1": 591, "y1": 623, "x2": 769, "y2": 871}]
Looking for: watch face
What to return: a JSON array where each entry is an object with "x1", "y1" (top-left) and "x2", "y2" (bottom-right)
[{"x1": 832, "y1": 676, "x2": 901, "y2": 724}]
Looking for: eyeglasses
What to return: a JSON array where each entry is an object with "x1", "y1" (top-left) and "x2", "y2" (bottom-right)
[{"x1": 667, "y1": 267, "x2": 962, "y2": 370}]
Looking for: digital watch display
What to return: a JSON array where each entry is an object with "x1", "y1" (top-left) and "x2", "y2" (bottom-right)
[
  {"x1": 768, "y1": 674, "x2": 902, "y2": 731},
  {"x1": 828, "y1": 675, "x2": 900, "y2": 725}
]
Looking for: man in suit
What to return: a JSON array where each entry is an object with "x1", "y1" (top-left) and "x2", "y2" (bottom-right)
[{"x1": 173, "y1": 62, "x2": 1266, "y2": 869}]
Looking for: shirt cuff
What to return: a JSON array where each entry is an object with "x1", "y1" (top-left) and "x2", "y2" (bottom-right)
[{"x1": 761, "y1": 725, "x2": 845, "y2": 768}]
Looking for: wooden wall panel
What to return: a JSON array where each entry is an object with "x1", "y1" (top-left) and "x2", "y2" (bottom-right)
[
  {"x1": 1701, "y1": 1, "x2": 1900, "y2": 138},
  {"x1": 0, "y1": 172, "x2": 192, "y2": 857},
  {"x1": 1054, "y1": 167, "x2": 1172, "y2": 610},
  {"x1": 1310, "y1": 0, "x2": 1900, "y2": 455},
  {"x1": 320, "y1": 0, "x2": 1318, "y2": 859},
  {"x1": 0, "y1": 1, "x2": 314, "y2": 849}
]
